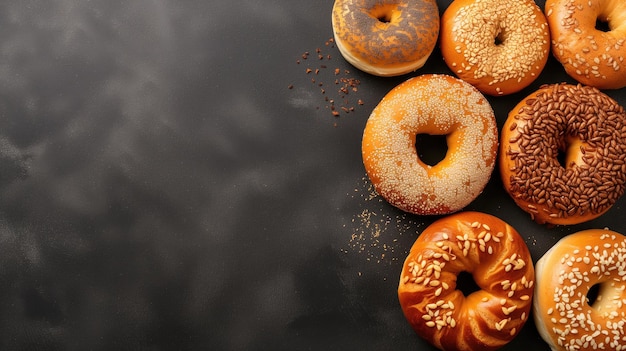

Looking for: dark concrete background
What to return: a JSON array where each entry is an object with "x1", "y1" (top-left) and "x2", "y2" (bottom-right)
[{"x1": 0, "y1": 0, "x2": 622, "y2": 349}]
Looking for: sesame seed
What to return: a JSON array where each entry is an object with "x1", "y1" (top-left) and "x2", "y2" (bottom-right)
[
  {"x1": 503, "y1": 305, "x2": 517, "y2": 315},
  {"x1": 496, "y1": 319, "x2": 508, "y2": 331}
]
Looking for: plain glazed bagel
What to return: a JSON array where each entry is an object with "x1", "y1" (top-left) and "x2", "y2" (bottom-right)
[
  {"x1": 546, "y1": 0, "x2": 626, "y2": 89},
  {"x1": 440, "y1": 0, "x2": 550, "y2": 96},
  {"x1": 533, "y1": 229, "x2": 626, "y2": 351},
  {"x1": 500, "y1": 83, "x2": 626, "y2": 225},
  {"x1": 362, "y1": 74, "x2": 498, "y2": 215},
  {"x1": 398, "y1": 211, "x2": 535, "y2": 351},
  {"x1": 331, "y1": 0, "x2": 439, "y2": 76}
]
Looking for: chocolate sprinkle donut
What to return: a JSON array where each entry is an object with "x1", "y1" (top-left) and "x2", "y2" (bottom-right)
[{"x1": 500, "y1": 83, "x2": 626, "y2": 225}]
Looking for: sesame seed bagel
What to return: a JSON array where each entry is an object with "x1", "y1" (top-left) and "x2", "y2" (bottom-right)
[
  {"x1": 500, "y1": 83, "x2": 626, "y2": 225},
  {"x1": 331, "y1": 0, "x2": 439, "y2": 76},
  {"x1": 533, "y1": 229, "x2": 626, "y2": 351},
  {"x1": 546, "y1": 0, "x2": 626, "y2": 90},
  {"x1": 398, "y1": 211, "x2": 535, "y2": 351},
  {"x1": 362, "y1": 74, "x2": 498, "y2": 215},
  {"x1": 440, "y1": 0, "x2": 550, "y2": 96}
]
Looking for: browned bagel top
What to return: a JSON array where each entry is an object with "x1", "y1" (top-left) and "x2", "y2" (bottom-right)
[{"x1": 332, "y1": 0, "x2": 439, "y2": 65}]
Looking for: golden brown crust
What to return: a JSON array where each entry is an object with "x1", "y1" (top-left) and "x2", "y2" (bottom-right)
[
  {"x1": 331, "y1": 0, "x2": 439, "y2": 76},
  {"x1": 440, "y1": 0, "x2": 550, "y2": 96},
  {"x1": 398, "y1": 211, "x2": 534, "y2": 351},
  {"x1": 362, "y1": 74, "x2": 497, "y2": 215},
  {"x1": 546, "y1": 0, "x2": 626, "y2": 89},
  {"x1": 533, "y1": 229, "x2": 626, "y2": 351},
  {"x1": 499, "y1": 83, "x2": 626, "y2": 225}
]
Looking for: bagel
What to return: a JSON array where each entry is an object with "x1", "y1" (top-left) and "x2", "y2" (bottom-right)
[
  {"x1": 534, "y1": 229, "x2": 626, "y2": 351},
  {"x1": 398, "y1": 211, "x2": 535, "y2": 351},
  {"x1": 362, "y1": 74, "x2": 498, "y2": 215},
  {"x1": 500, "y1": 83, "x2": 626, "y2": 225},
  {"x1": 331, "y1": 0, "x2": 439, "y2": 76},
  {"x1": 440, "y1": 0, "x2": 550, "y2": 96},
  {"x1": 546, "y1": 0, "x2": 626, "y2": 89}
]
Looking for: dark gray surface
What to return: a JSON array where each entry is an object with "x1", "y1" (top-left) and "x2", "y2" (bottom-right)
[{"x1": 0, "y1": 0, "x2": 623, "y2": 350}]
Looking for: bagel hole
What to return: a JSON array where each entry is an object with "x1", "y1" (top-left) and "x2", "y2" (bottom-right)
[
  {"x1": 376, "y1": 13, "x2": 392, "y2": 23},
  {"x1": 457, "y1": 271, "x2": 481, "y2": 297},
  {"x1": 595, "y1": 18, "x2": 611, "y2": 32},
  {"x1": 557, "y1": 148, "x2": 567, "y2": 168},
  {"x1": 587, "y1": 283, "x2": 601, "y2": 307},
  {"x1": 415, "y1": 134, "x2": 448, "y2": 166},
  {"x1": 370, "y1": 4, "x2": 395, "y2": 24},
  {"x1": 494, "y1": 31, "x2": 505, "y2": 46}
]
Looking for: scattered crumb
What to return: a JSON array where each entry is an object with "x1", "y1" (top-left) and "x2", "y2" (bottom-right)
[
  {"x1": 344, "y1": 176, "x2": 423, "y2": 265},
  {"x1": 288, "y1": 37, "x2": 365, "y2": 121}
]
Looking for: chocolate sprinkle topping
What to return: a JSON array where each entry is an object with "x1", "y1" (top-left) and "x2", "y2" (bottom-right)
[{"x1": 505, "y1": 83, "x2": 626, "y2": 223}]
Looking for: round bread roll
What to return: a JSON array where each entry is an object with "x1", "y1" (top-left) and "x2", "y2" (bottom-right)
[
  {"x1": 500, "y1": 83, "x2": 626, "y2": 225},
  {"x1": 362, "y1": 74, "x2": 498, "y2": 215},
  {"x1": 546, "y1": 0, "x2": 626, "y2": 89},
  {"x1": 440, "y1": 0, "x2": 550, "y2": 96},
  {"x1": 534, "y1": 229, "x2": 626, "y2": 351},
  {"x1": 399, "y1": 211, "x2": 535, "y2": 351},
  {"x1": 331, "y1": 0, "x2": 439, "y2": 76}
]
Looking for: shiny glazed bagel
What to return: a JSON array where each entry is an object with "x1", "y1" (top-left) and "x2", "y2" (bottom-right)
[
  {"x1": 331, "y1": 0, "x2": 439, "y2": 76},
  {"x1": 546, "y1": 0, "x2": 626, "y2": 89},
  {"x1": 500, "y1": 83, "x2": 626, "y2": 225},
  {"x1": 398, "y1": 211, "x2": 535, "y2": 351},
  {"x1": 440, "y1": 0, "x2": 550, "y2": 96},
  {"x1": 362, "y1": 74, "x2": 498, "y2": 215},
  {"x1": 534, "y1": 229, "x2": 626, "y2": 351}
]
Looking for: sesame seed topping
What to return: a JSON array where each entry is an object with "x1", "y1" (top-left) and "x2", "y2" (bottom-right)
[
  {"x1": 536, "y1": 230, "x2": 626, "y2": 350},
  {"x1": 363, "y1": 75, "x2": 497, "y2": 215},
  {"x1": 399, "y1": 213, "x2": 534, "y2": 347},
  {"x1": 443, "y1": 0, "x2": 549, "y2": 94},
  {"x1": 547, "y1": 0, "x2": 626, "y2": 89}
]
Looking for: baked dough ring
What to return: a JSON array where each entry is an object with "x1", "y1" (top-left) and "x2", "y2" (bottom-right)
[
  {"x1": 362, "y1": 74, "x2": 498, "y2": 215},
  {"x1": 331, "y1": 0, "x2": 439, "y2": 76},
  {"x1": 546, "y1": 0, "x2": 626, "y2": 89},
  {"x1": 500, "y1": 83, "x2": 626, "y2": 225},
  {"x1": 534, "y1": 229, "x2": 626, "y2": 351},
  {"x1": 440, "y1": 0, "x2": 550, "y2": 96},
  {"x1": 398, "y1": 211, "x2": 535, "y2": 351}
]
